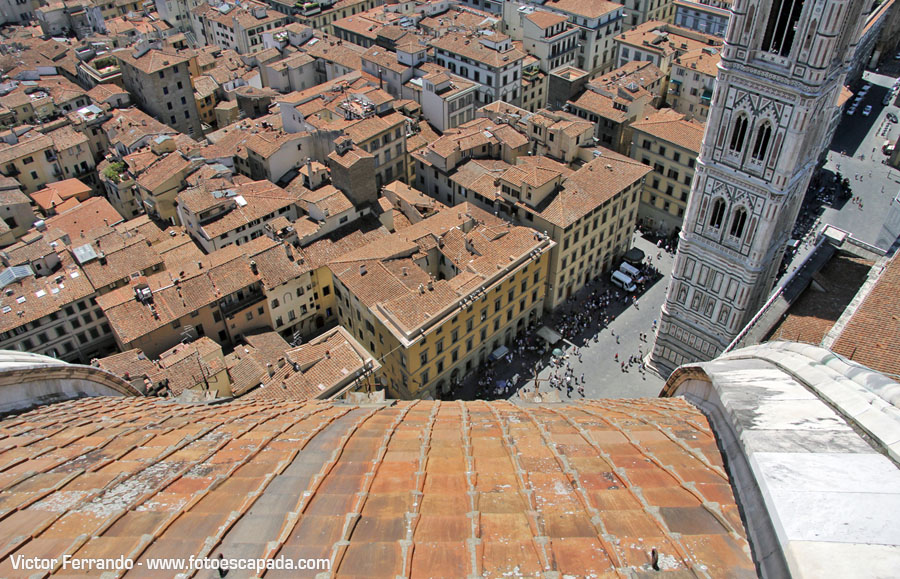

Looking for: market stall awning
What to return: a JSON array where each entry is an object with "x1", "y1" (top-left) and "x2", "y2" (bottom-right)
[{"x1": 537, "y1": 326, "x2": 562, "y2": 344}]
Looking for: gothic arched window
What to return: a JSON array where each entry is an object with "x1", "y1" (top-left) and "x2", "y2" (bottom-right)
[
  {"x1": 762, "y1": 0, "x2": 806, "y2": 57},
  {"x1": 751, "y1": 123, "x2": 772, "y2": 161},
  {"x1": 709, "y1": 198, "x2": 726, "y2": 229},
  {"x1": 729, "y1": 115, "x2": 748, "y2": 152},
  {"x1": 730, "y1": 207, "x2": 748, "y2": 238}
]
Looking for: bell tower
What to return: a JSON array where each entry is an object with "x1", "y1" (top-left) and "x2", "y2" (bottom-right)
[{"x1": 649, "y1": 0, "x2": 866, "y2": 375}]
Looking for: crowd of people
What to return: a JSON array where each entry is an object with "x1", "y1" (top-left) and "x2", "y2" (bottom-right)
[{"x1": 455, "y1": 243, "x2": 668, "y2": 400}]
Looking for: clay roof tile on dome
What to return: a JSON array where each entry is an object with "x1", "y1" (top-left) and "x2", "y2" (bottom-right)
[{"x1": 0, "y1": 397, "x2": 754, "y2": 578}]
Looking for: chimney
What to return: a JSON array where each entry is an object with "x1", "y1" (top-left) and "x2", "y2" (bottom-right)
[
  {"x1": 325, "y1": 350, "x2": 330, "y2": 359},
  {"x1": 250, "y1": 260, "x2": 258, "y2": 275},
  {"x1": 266, "y1": 363, "x2": 274, "y2": 377},
  {"x1": 359, "y1": 264, "x2": 367, "y2": 276},
  {"x1": 418, "y1": 283, "x2": 425, "y2": 294},
  {"x1": 427, "y1": 280, "x2": 433, "y2": 291},
  {"x1": 285, "y1": 244, "x2": 294, "y2": 261}
]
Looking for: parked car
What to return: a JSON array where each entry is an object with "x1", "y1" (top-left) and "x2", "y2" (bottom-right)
[
  {"x1": 863, "y1": 105, "x2": 873, "y2": 116},
  {"x1": 888, "y1": 112, "x2": 898, "y2": 123},
  {"x1": 847, "y1": 106, "x2": 857, "y2": 115},
  {"x1": 610, "y1": 270, "x2": 636, "y2": 292}
]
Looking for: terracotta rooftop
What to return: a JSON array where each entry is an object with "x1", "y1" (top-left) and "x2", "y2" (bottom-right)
[
  {"x1": 419, "y1": 7, "x2": 499, "y2": 34},
  {"x1": 302, "y1": 33, "x2": 366, "y2": 71},
  {"x1": 430, "y1": 32, "x2": 526, "y2": 69},
  {"x1": 177, "y1": 180, "x2": 300, "y2": 240},
  {"x1": 44, "y1": 197, "x2": 124, "y2": 241},
  {"x1": 102, "y1": 108, "x2": 177, "y2": 150},
  {"x1": 0, "y1": 396, "x2": 754, "y2": 577},
  {"x1": 95, "y1": 337, "x2": 225, "y2": 396},
  {"x1": 0, "y1": 134, "x2": 53, "y2": 166},
  {"x1": 525, "y1": 9, "x2": 569, "y2": 29},
  {"x1": 241, "y1": 326, "x2": 379, "y2": 401},
  {"x1": 673, "y1": 47, "x2": 721, "y2": 77},
  {"x1": 631, "y1": 109, "x2": 705, "y2": 153},
  {"x1": 588, "y1": 60, "x2": 665, "y2": 93},
  {"x1": 30, "y1": 178, "x2": 91, "y2": 212},
  {"x1": 330, "y1": 204, "x2": 555, "y2": 335},
  {"x1": 96, "y1": 250, "x2": 259, "y2": 344},
  {"x1": 568, "y1": 90, "x2": 634, "y2": 123},
  {"x1": 0, "y1": 257, "x2": 94, "y2": 334},
  {"x1": 115, "y1": 47, "x2": 189, "y2": 75},
  {"x1": 615, "y1": 21, "x2": 721, "y2": 56},
  {"x1": 766, "y1": 253, "x2": 874, "y2": 346},
  {"x1": 541, "y1": 0, "x2": 621, "y2": 19},
  {"x1": 300, "y1": 184, "x2": 354, "y2": 218},
  {"x1": 831, "y1": 252, "x2": 900, "y2": 378}
]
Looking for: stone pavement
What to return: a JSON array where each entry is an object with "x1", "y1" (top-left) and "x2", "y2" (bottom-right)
[
  {"x1": 525, "y1": 232, "x2": 672, "y2": 399},
  {"x1": 452, "y1": 234, "x2": 672, "y2": 401}
]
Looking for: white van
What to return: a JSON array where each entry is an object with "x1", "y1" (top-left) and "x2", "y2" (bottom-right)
[
  {"x1": 618, "y1": 262, "x2": 644, "y2": 283},
  {"x1": 610, "y1": 270, "x2": 637, "y2": 292}
]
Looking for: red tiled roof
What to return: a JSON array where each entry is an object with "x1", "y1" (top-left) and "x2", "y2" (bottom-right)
[
  {"x1": 832, "y1": 253, "x2": 900, "y2": 377},
  {"x1": 766, "y1": 253, "x2": 874, "y2": 345},
  {"x1": 44, "y1": 197, "x2": 124, "y2": 240},
  {"x1": 0, "y1": 397, "x2": 754, "y2": 577}
]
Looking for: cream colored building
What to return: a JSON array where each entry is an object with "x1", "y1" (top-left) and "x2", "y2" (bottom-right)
[
  {"x1": 452, "y1": 151, "x2": 650, "y2": 310},
  {"x1": 190, "y1": 0, "x2": 290, "y2": 54},
  {"x1": 630, "y1": 109, "x2": 704, "y2": 236},
  {"x1": 412, "y1": 116, "x2": 529, "y2": 206},
  {"x1": 329, "y1": 203, "x2": 554, "y2": 399},
  {"x1": 503, "y1": 0, "x2": 625, "y2": 75},
  {"x1": 0, "y1": 135, "x2": 59, "y2": 195},
  {"x1": 667, "y1": 46, "x2": 720, "y2": 122}
]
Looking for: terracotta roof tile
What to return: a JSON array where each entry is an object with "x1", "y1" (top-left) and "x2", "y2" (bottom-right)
[
  {"x1": 831, "y1": 252, "x2": 900, "y2": 377},
  {"x1": 767, "y1": 253, "x2": 873, "y2": 345},
  {"x1": 0, "y1": 395, "x2": 754, "y2": 577},
  {"x1": 631, "y1": 109, "x2": 705, "y2": 152}
]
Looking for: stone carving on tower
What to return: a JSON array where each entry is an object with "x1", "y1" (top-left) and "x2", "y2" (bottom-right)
[{"x1": 649, "y1": 0, "x2": 867, "y2": 376}]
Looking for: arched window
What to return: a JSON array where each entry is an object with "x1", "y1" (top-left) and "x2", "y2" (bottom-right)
[
  {"x1": 762, "y1": 0, "x2": 805, "y2": 56},
  {"x1": 709, "y1": 198, "x2": 726, "y2": 229},
  {"x1": 730, "y1": 207, "x2": 748, "y2": 238},
  {"x1": 729, "y1": 115, "x2": 748, "y2": 152},
  {"x1": 751, "y1": 123, "x2": 772, "y2": 161}
]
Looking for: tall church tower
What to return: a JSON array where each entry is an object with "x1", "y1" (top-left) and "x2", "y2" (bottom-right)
[{"x1": 649, "y1": 0, "x2": 866, "y2": 375}]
